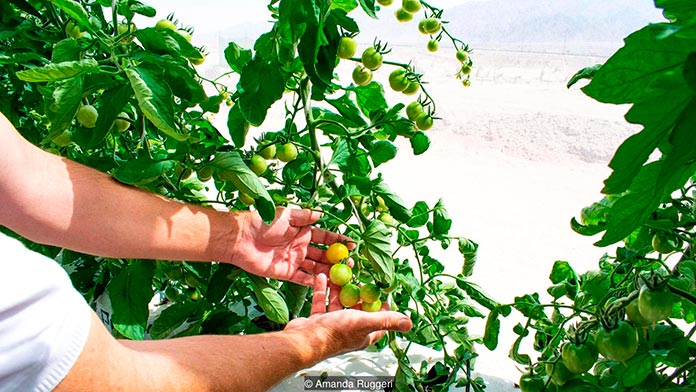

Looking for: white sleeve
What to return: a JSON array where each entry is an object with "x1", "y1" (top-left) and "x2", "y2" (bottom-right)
[{"x1": 0, "y1": 233, "x2": 92, "y2": 392}]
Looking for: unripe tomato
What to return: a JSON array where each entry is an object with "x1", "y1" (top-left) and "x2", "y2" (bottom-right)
[
  {"x1": 561, "y1": 340, "x2": 598, "y2": 373},
  {"x1": 276, "y1": 143, "x2": 298, "y2": 162},
  {"x1": 415, "y1": 113, "x2": 434, "y2": 130},
  {"x1": 402, "y1": 81, "x2": 420, "y2": 95},
  {"x1": 155, "y1": 18, "x2": 177, "y2": 31},
  {"x1": 113, "y1": 112, "x2": 130, "y2": 132},
  {"x1": 65, "y1": 21, "x2": 85, "y2": 39},
  {"x1": 197, "y1": 166, "x2": 214, "y2": 182},
  {"x1": 402, "y1": 0, "x2": 421, "y2": 13},
  {"x1": 326, "y1": 243, "x2": 349, "y2": 264},
  {"x1": 178, "y1": 29, "x2": 192, "y2": 42},
  {"x1": 53, "y1": 131, "x2": 73, "y2": 147},
  {"x1": 360, "y1": 283, "x2": 381, "y2": 303},
  {"x1": 417, "y1": 19, "x2": 428, "y2": 34},
  {"x1": 117, "y1": 22, "x2": 136, "y2": 36},
  {"x1": 638, "y1": 285, "x2": 673, "y2": 323},
  {"x1": 352, "y1": 65, "x2": 373, "y2": 86},
  {"x1": 545, "y1": 360, "x2": 575, "y2": 386},
  {"x1": 361, "y1": 299, "x2": 382, "y2": 312},
  {"x1": 625, "y1": 299, "x2": 651, "y2": 326},
  {"x1": 378, "y1": 212, "x2": 395, "y2": 225},
  {"x1": 456, "y1": 50, "x2": 470, "y2": 63},
  {"x1": 426, "y1": 39, "x2": 439, "y2": 52},
  {"x1": 337, "y1": 36, "x2": 357, "y2": 59},
  {"x1": 406, "y1": 101, "x2": 424, "y2": 121},
  {"x1": 259, "y1": 144, "x2": 276, "y2": 160},
  {"x1": 652, "y1": 232, "x2": 679, "y2": 254},
  {"x1": 190, "y1": 55, "x2": 205, "y2": 66},
  {"x1": 329, "y1": 264, "x2": 352, "y2": 286},
  {"x1": 377, "y1": 0, "x2": 393, "y2": 5},
  {"x1": 388, "y1": 69, "x2": 410, "y2": 92},
  {"x1": 460, "y1": 63, "x2": 472, "y2": 75},
  {"x1": 423, "y1": 18, "x2": 441, "y2": 34},
  {"x1": 361, "y1": 47, "x2": 383, "y2": 71},
  {"x1": 596, "y1": 321, "x2": 639, "y2": 362},
  {"x1": 77, "y1": 105, "x2": 98, "y2": 128},
  {"x1": 461, "y1": 78, "x2": 471, "y2": 87},
  {"x1": 518, "y1": 373, "x2": 545, "y2": 392},
  {"x1": 248, "y1": 154, "x2": 267, "y2": 175},
  {"x1": 339, "y1": 283, "x2": 360, "y2": 307},
  {"x1": 394, "y1": 8, "x2": 414, "y2": 22},
  {"x1": 239, "y1": 192, "x2": 255, "y2": 206}
]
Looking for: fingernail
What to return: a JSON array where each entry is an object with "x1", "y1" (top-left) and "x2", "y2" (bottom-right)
[{"x1": 398, "y1": 318, "x2": 412, "y2": 332}]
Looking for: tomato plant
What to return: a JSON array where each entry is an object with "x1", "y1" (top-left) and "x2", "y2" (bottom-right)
[
  {"x1": 339, "y1": 283, "x2": 360, "y2": 308},
  {"x1": 1, "y1": 0, "x2": 489, "y2": 390},
  {"x1": 329, "y1": 264, "x2": 353, "y2": 286},
  {"x1": 326, "y1": 243, "x2": 349, "y2": 264}
]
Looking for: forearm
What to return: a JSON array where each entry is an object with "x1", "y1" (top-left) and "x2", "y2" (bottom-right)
[{"x1": 0, "y1": 119, "x2": 239, "y2": 261}]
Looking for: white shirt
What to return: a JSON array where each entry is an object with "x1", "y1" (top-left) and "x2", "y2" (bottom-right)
[{"x1": 0, "y1": 232, "x2": 91, "y2": 391}]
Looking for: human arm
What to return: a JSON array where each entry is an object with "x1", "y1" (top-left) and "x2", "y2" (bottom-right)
[
  {"x1": 0, "y1": 114, "x2": 347, "y2": 285},
  {"x1": 55, "y1": 274, "x2": 412, "y2": 392}
]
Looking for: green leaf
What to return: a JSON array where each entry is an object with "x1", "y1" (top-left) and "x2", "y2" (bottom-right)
[
  {"x1": 570, "y1": 217, "x2": 606, "y2": 236},
  {"x1": 106, "y1": 261, "x2": 155, "y2": 340},
  {"x1": 567, "y1": 64, "x2": 602, "y2": 88},
  {"x1": 206, "y1": 264, "x2": 239, "y2": 304},
  {"x1": 74, "y1": 83, "x2": 132, "y2": 148},
  {"x1": 50, "y1": 0, "x2": 90, "y2": 31},
  {"x1": 150, "y1": 302, "x2": 203, "y2": 339},
  {"x1": 126, "y1": 65, "x2": 186, "y2": 141},
  {"x1": 329, "y1": 138, "x2": 352, "y2": 167},
  {"x1": 432, "y1": 199, "x2": 452, "y2": 236},
  {"x1": 369, "y1": 140, "x2": 397, "y2": 167},
  {"x1": 211, "y1": 151, "x2": 276, "y2": 222},
  {"x1": 410, "y1": 131, "x2": 430, "y2": 155},
  {"x1": 456, "y1": 279, "x2": 500, "y2": 312},
  {"x1": 619, "y1": 354, "x2": 652, "y2": 387},
  {"x1": 407, "y1": 201, "x2": 429, "y2": 228},
  {"x1": 326, "y1": 93, "x2": 368, "y2": 127},
  {"x1": 655, "y1": 0, "x2": 696, "y2": 22},
  {"x1": 283, "y1": 282, "x2": 310, "y2": 316},
  {"x1": 52, "y1": 39, "x2": 82, "y2": 63},
  {"x1": 113, "y1": 157, "x2": 175, "y2": 185},
  {"x1": 483, "y1": 308, "x2": 501, "y2": 350},
  {"x1": 44, "y1": 76, "x2": 83, "y2": 136},
  {"x1": 373, "y1": 180, "x2": 412, "y2": 223},
  {"x1": 331, "y1": 0, "x2": 358, "y2": 13},
  {"x1": 227, "y1": 104, "x2": 250, "y2": 147},
  {"x1": 224, "y1": 42, "x2": 252, "y2": 73},
  {"x1": 549, "y1": 260, "x2": 576, "y2": 284},
  {"x1": 357, "y1": 0, "x2": 377, "y2": 18},
  {"x1": 237, "y1": 57, "x2": 285, "y2": 126},
  {"x1": 582, "y1": 24, "x2": 692, "y2": 104},
  {"x1": 459, "y1": 238, "x2": 478, "y2": 277},
  {"x1": 16, "y1": 59, "x2": 99, "y2": 83},
  {"x1": 354, "y1": 82, "x2": 388, "y2": 116},
  {"x1": 684, "y1": 52, "x2": 696, "y2": 93},
  {"x1": 361, "y1": 220, "x2": 394, "y2": 284},
  {"x1": 134, "y1": 28, "x2": 203, "y2": 60},
  {"x1": 656, "y1": 98, "x2": 696, "y2": 190},
  {"x1": 248, "y1": 275, "x2": 290, "y2": 325}
]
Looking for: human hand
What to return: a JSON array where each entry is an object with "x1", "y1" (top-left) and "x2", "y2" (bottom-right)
[
  {"x1": 285, "y1": 274, "x2": 412, "y2": 357},
  {"x1": 226, "y1": 207, "x2": 354, "y2": 286}
]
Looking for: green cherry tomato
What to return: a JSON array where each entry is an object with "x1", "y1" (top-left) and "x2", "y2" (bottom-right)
[
  {"x1": 402, "y1": 0, "x2": 422, "y2": 13},
  {"x1": 361, "y1": 299, "x2": 382, "y2": 312},
  {"x1": 395, "y1": 8, "x2": 414, "y2": 22},
  {"x1": 417, "y1": 19, "x2": 428, "y2": 34},
  {"x1": 518, "y1": 373, "x2": 546, "y2": 392},
  {"x1": 388, "y1": 69, "x2": 410, "y2": 92},
  {"x1": 113, "y1": 112, "x2": 130, "y2": 132},
  {"x1": 186, "y1": 287, "x2": 201, "y2": 301},
  {"x1": 360, "y1": 283, "x2": 381, "y2": 303},
  {"x1": 545, "y1": 360, "x2": 575, "y2": 386},
  {"x1": 326, "y1": 243, "x2": 349, "y2": 264},
  {"x1": 377, "y1": 0, "x2": 393, "y2": 5},
  {"x1": 426, "y1": 39, "x2": 439, "y2": 52},
  {"x1": 76, "y1": 105, "x2": 98, "y2": 128},
  {"x1": 197, "y1": 166, "x2": 214, "y2": 182},
  {"x1": 415, "y1": 113, "x2": 434, "y2": 130},
  {"x1": 561, "y1": 340, "x2": 599, "y2": 373},
  {"x1": 352, "y1": 65, "x2": 373, "y2": 86},
  {"x1": 339, "y1": 283, "x2": 360, "y2": 307},
  {"x1": 462, "y1": 78, "x2": 471, "y2": 87},
  {"x1": 378, "y1": 212, "x2": 395, "y2": 225},
  {"x1": 638, "y1": 285, "x2": 674, "y2": 323},
  {"x1": 460, "y1": 63, "x2": 472, "y2": 75},
  {"x1": 155, "y1": 18, "x2": 177, "y2": 31},
  {"x1": 276, "y1": 143, "x2": 298, "y2": 162},
  {"x1": 625, "y1": 299, "x2": 652, "y2": 326},
  {"x1": 406, "y1": 101, "x2": 424, "y2": 121},
  {"x1": 652, "y1": 232, "x2": 679, "y2": 254},
  {"x1": 423, "y1": 18, "x2": 442, "y2": 34},
  {"x1": 259, "y1": 144, "x2": 276, "y2": 160},
  {"x1": 239, "y1": 192, "x2": 255, "y2": 206},
  {"x1": 248, "y1": 154, "x2": 267, "y2": 175},
  {"x1": 329, "y1": 264, "x2": 353, "y2": 286},
  {"x1": 361, "y1": 47, "x2": 383, "y2": 71},
  {"x1": 117, "y1": 22, "x2": 137, "y2": 36},
  {"x1": 456, "y1": 50, "x2": 470, "y2": 63},
  {"x1": 337, "y1": 36, "x2": 357, "y2": 59},
  {"x1": 53, "y1": 131, "x2": 73, "y2": 147},
  {"x1": 402, "y1": 81, "x2": 420, "y2": 95},
  {"x1": 596, "y1": 321, "x2": 639, "y2": 362}
]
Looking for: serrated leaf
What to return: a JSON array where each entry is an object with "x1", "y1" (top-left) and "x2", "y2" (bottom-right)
[
  {"x1": 362, "y1": 220, "x2": 394, "y2": 284},
  {"x1": 369, "y1": 140, "x2": 397, "y2": 167},
  {"x1": 126, "y1": 66, "x2": 186, "y2": 141},
  {"x1": 134, "y1": 28, "x2": 203, "y2": 60},
  {"x1": 354, "y1": 82, "x2": 388, "y2": 116},
  {"x1": 237, "y1": 57, "x2": 285, "y2": 126},
  {"x1": 106, "y1": 261, "x2": 155, "y2": 340},
  {"x1": 330, "y1": 138, "x2": 352, "y2": 167},
  {"x1": 407, "y1": 201, "x2": 429, "y2": 228},
  {"x1": 248, "y1": 275, "x2": 289, "y2": 325},
  {"x1": 17, "y1": 59, "x2": 99, "y2": 83},
  {"x1": 567, "y1": 64, "x2": 602, "y2": 88}
]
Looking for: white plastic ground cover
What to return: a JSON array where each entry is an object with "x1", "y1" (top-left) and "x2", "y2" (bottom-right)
[{"x1": 271, "y1": 342, "x2": 518, "y2": 392}]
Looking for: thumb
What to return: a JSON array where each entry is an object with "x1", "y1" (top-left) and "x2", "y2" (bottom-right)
[{"x1": 288, "y1": 208, "x2": 322, "y2": 227}]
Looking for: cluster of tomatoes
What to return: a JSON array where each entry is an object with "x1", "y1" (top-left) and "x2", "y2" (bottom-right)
[{"x1": 326, "y1": 243, "x2": 384, "y2": 312}]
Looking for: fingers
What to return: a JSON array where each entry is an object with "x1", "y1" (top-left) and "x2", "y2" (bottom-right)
[
  {"x1": 362, "y1": 311, "x2": 413, "y2": 333},
  {"x1": 310, "y1": 274, "x2": 328, "y2": 315},
  {"x1": 287, "y1": 208, "x2": 322, "y2": 227},
  {"x1": 310, "y1": 227, "x2": 355, "y2": 249}
]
